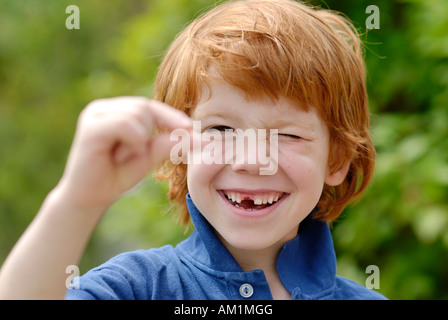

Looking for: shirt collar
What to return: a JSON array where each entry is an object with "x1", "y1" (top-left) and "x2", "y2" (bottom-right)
[
  {"x1": 186, "y1": 194, "x2": 243, "y2": 272},
  {"x1": 184, "y1": 194, "x2": 336, "y2": 297}
]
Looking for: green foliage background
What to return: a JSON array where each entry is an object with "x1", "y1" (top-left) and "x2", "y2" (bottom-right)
[{"x1": 0, "y1": 0, "x2": 447, "y2": 299}]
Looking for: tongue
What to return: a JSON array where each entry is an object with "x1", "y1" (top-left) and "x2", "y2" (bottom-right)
[{"x1": 237, "y1": 199, "x2": 271, "y2": 210}]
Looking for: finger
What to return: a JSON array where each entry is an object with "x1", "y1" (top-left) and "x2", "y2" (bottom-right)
[
  {"x1": 84, "y1": 97, "x2": 192, "y2": 134},
  {"x1": 144, "y1": 99, "x2": 193, "y2": 130},
  {"x1": 114, "y1": 144, "x2": 137, "y2": 164},
  {"x1": 147, "y1": 132, "x2": 185, "y2": 168},
  {"x1": 105, "y1": 117, "x2": 148, "y2": 164}
]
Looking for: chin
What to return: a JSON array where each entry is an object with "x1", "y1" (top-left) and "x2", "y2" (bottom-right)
[{"x1": 217, "y1": 226, "x2": 287, "y2": 252}]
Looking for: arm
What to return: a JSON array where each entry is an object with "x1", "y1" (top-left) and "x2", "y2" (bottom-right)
[{"x1": 0, "y1": 97, "x2": 192, "y2": 299}]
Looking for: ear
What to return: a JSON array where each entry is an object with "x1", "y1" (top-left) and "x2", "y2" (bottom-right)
[{"x1": 324, "y1": 160, "x2": 351, "y2": 186}]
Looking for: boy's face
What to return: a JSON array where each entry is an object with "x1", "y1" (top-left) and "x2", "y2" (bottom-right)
[{"x1": 187, "y1": 76, "x2": 343, "y2": 253}]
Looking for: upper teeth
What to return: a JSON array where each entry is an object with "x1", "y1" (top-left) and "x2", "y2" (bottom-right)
[{"x1": 224, "y1": 191, "x2": 282, "y2": 205}]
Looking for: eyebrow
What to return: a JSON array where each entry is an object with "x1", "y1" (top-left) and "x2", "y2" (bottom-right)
[
  {"x1": 193, "y1": 99, "x2": 320, "y2": 133},
  {"x1": 259, "y1": 118, "x2": 296, "y2": 129},
  {"x1": 260, "y1": 116, "x2": 321, "y2": 134},
  {"x1": 193, "y1": 110, "x2": 236, "y2": 121},
  {"x1": 196, "y1": 113, "x2": 317, "y2": 137},
  {"x1": 195, "y1": 109, "x2": 318, "y2": 130}
]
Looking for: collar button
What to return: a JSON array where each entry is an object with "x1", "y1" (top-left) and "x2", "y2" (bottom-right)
[{"x1": 239, "y1": 283, "x2": 254, "y2": 298}]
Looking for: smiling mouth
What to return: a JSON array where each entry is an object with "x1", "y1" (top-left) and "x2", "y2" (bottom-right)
[{"x1": 220, "y1": 190, "x2": 285, "y2": 211}]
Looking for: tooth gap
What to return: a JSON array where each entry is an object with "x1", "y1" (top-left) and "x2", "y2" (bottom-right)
[{"x1": 224, "y1": 192, "x2": 284, "y2": 209}]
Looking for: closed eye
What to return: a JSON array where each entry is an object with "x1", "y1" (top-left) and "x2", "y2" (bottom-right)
[
  {"x1": 206, "y1": 125, "x2": 234, "y2": 132},
  {"x1": 278, "y1": 133, "x2": 302, "y2": 140}
]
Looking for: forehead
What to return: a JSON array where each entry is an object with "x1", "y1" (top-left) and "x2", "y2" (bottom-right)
[{"x1": 192, "y1": 78, "x2": 326, "y2": 133}]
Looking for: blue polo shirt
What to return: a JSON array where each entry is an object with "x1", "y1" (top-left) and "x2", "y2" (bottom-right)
[{"x1": 66, "y1": 194, "x2": 386, "y2": 300}]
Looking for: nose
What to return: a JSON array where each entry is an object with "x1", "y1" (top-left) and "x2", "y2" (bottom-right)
[
  {"x1": 230, "y1": 158, "x2": 263, "y2": 175},
  {"x1": 229, "y1": 130, "x2": 271, "y2": 175}
]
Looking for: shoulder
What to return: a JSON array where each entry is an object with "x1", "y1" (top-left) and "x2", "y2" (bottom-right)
[
  {"x1": 66, "y1": 245, "x2": 182, "y2": 300},
  {"x1": 333, "y1": 276, "x2": 387, "y2": 300},
  {"x1": 110, "y1": 245, "x2": 179, "y2": 269},
  {"x1": 92, "y1": 245, "x2": 180, "y2": 277}
]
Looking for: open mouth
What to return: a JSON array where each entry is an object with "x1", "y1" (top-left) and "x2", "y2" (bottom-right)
[{"x1": 220, "y1": 190, "x2": 285, "y2": 211}]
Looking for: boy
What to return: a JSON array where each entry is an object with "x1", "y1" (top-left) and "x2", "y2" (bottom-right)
[{"x1": 0, "y1": 0, "x2": 386, "y2": 299}]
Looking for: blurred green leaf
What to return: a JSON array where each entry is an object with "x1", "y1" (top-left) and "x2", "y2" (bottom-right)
[{"x1": 0, "y1": 0, "x2": 447, "y2": 299}]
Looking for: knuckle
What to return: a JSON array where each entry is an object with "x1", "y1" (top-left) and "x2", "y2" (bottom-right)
[
  {"x1": 117, "y1": 118, "x2": 146, "y2": 138},
  {"x1": 81, "y1": 99, "x2": 107, "y2": 118},
  {"x1": 85, "y1": 98, "x2": 107, "y2": 109}
]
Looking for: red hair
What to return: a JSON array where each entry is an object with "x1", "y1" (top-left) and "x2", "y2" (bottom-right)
[{"x1": 154, "y1": 0, "x2": 375, "y2": 224}]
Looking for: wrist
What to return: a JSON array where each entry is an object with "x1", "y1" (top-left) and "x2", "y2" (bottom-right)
[{"x1": 45, "y1": 184, "x2": 110, "y2": 224}]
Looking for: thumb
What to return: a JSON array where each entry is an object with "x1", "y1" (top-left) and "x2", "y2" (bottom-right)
[{"x1": 148, "y1": 130, "x2": 190, "y2": 168}]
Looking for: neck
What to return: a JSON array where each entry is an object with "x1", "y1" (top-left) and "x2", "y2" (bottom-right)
[
  {"x1": 217, "y1": 233, "x2": 295, "y2": 300},
  {"x1": 225, "y1": 243, "x2": 280, "y2": 273}
]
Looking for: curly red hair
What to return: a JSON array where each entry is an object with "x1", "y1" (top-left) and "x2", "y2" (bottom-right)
[{"x1": 153, "y1": 0, "x2": 375, "y2": 224}]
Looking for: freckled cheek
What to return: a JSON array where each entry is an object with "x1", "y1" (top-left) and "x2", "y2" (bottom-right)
[
  {"x1": 187, "y1": 162, "x2": 226, "y2": 221},
  {"x1": 279, "y1": 153, "x2": 326, "y2": 191},
  {"x1": 187, "y1": 162, "x2": 224, "y2": 191}
]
